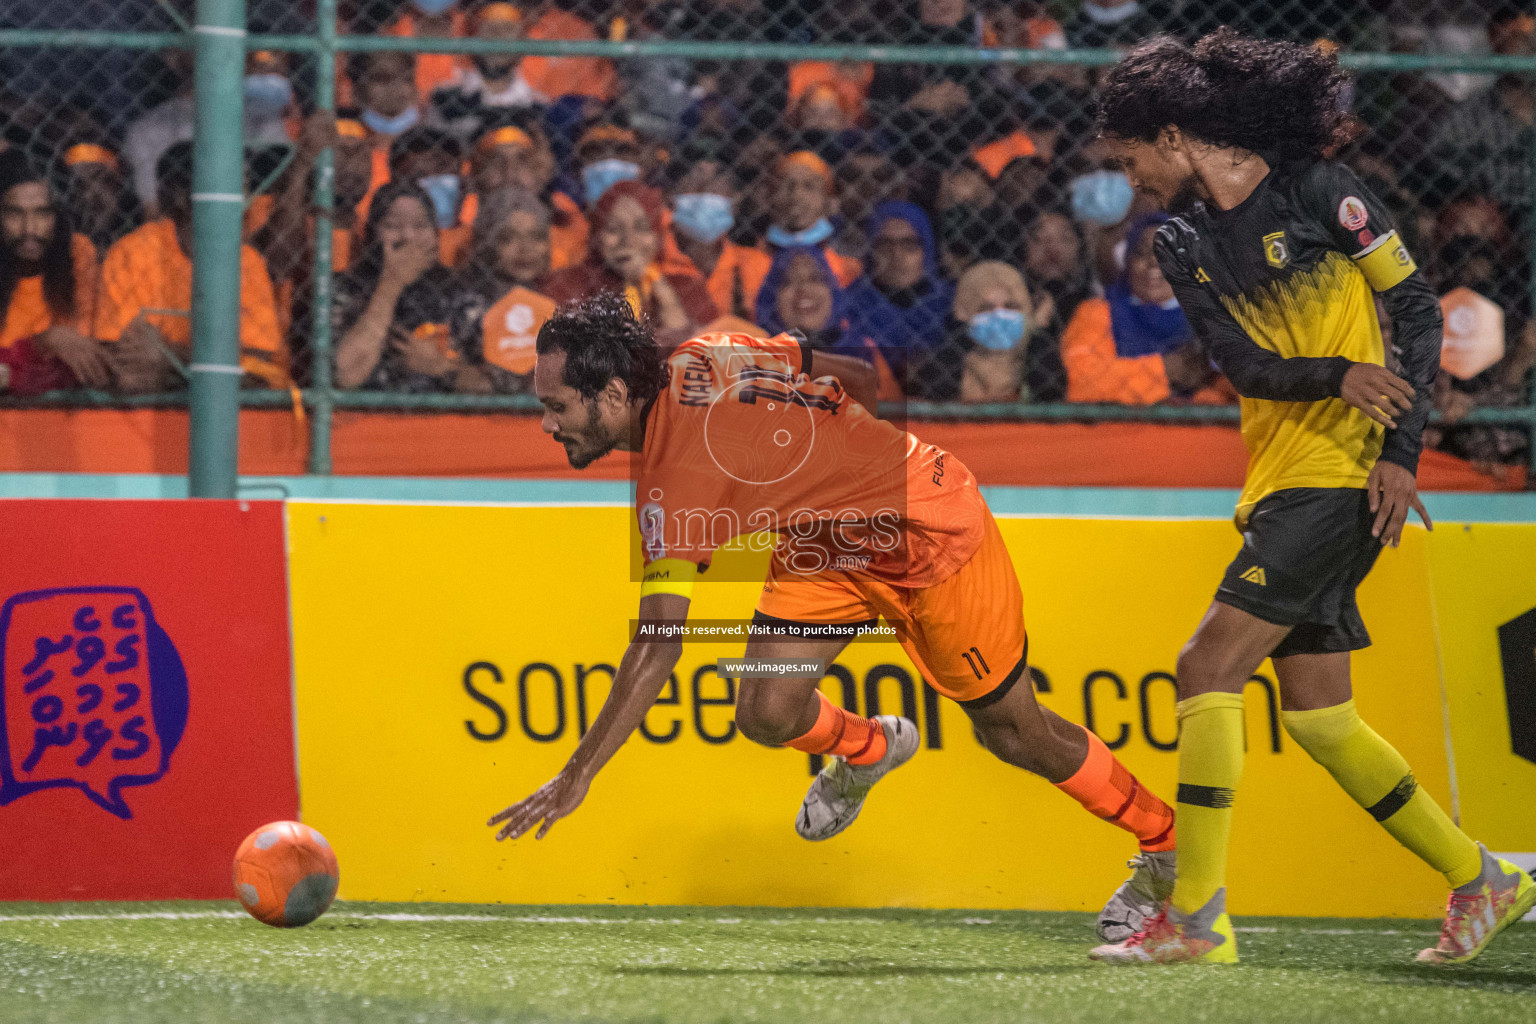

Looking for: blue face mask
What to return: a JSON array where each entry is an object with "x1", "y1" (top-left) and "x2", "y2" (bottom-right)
[
  {"x1": 766, "y1": 218, "x2": 834, "y2": 249},
  {"x1": 360, "y1": 105, "x2": 419, "y2": 137},
  {"x1": 1070, "y1": 170, "x2": 1135, "y2": 227},
  {"x1": 672, "y1": 192, "x2": 734, "y2": 244},
  {"x1": 243, "y1": 73, "x2": 292, "y2": 121},
  {"x1": 417, "y1": 174, "x2": 462, "y2": 230},
  {"x1": 413, "y1": 0, "x2": 458, "y2": 15},
  {"x1": 967, "y1": 308, "x2": 1027, "y2": 350},
  {"x1": 582, "y1": 159, "x2": 640, "y2": 208}
]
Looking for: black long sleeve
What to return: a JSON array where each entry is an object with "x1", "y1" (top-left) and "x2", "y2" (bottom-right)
[
  {"x1": 1376, "y1": 269, "x2": 1444, "y2": 473},
  {"x1": 1155, "y1": 231, "x2": 1353, "y2": 402}
]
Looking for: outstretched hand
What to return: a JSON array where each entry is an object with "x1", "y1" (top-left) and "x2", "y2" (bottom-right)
[
  {"x1": 1340, "y1": 363, "x2": 1415, "y2": 429},
  {"x1": 488, "y1": 769, "x2": 590, "y2": 841},
  {"x1": 1367, "y1": 460, "x2": 1431, "y2": 548}
]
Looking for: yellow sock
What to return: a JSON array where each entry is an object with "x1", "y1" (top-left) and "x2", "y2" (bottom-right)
[
  {"x1": 1171, "y1": 691, "x2": 1246, "y2": 915},
  {"x1": 1281, "y1": 700, "x2": 1481, "y2": 888}
]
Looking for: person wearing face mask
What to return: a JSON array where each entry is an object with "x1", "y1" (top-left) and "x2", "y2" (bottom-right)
[
  {"x1": 766, "y1": 151, "x2": 862, "y2": 286},
  {"x1": 845, "y1": 201, "x2": 954, "y2": 384},
  {"x1": 428, "y1": 2, "x2": 545, "y2": 143},
  {"x1": 545, "y1": 180, "x2": 716, "y2": 340},
  {"x1": 912, "y1": 260, "x2": 1034, "y2": 402},
  {"x1": 754, "y1": 246, "x2": 902, "y2": 402},
  {"x1": 389, "y1": 127, "x2": 470, "y2": 267},
  {"x1": 124, "y1": 48, "x2": 293, "y2": 216},
  {"x1": 450, "y1": 187, "x2": 556, "y2": 394},
  {"x1": 574, "y1": 123, "x2": 645, "y2": 211},
  {"x1": 348, "y1": 51, "x2": 424, "y2": 224},
  {"x1": 1059, "y1": 213, "x2": 1218, "y2": 405},
  {"x1": 333, "y1": 179, "x2": 481, "y2": 393},
  {"x1": 669, "y1": 156, "x2": 769, "y2": 322}
]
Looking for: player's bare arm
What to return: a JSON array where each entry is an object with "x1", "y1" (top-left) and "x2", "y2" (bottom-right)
[{"x1": 488, "y1": 592, "x2": 688, "y2": 841}]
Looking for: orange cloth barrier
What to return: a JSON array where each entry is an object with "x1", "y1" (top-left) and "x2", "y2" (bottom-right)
[{"x1": 0, "y1": 410, "x2": 1522, "y2": 492}]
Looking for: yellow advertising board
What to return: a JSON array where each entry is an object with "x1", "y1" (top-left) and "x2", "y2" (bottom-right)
[
  {"x1": 288, "y1": 503, "x2": 1458, "y2": 918},
  {"x1": 1425, "y1": 525, "x2": 1536, "y2": 855}
]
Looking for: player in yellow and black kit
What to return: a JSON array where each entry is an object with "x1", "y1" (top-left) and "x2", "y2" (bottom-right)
[{"x1": 1090, "y1": 29, "x2": 1535, "y2": 966}]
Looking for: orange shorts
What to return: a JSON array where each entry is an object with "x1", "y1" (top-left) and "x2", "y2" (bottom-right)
[{"x1": 754, "y1": 513, "x2": 1027, "y2": 706}]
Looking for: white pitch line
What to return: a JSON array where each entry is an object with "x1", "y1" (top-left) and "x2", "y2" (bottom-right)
[{"x1": 0, "y1": 910, "x2": 1437, "y2": 934}]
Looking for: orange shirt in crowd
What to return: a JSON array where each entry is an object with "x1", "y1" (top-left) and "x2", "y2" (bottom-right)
[
  {"x1": 788, "y1": 61, "x2": 873, "y2": 122},
  {"x1": 705, "y1": 241, "x2": 771, "y2": 322},
  {"x1": 825, "y1": 248, "x2": 863, "y2": 288},
  {"x1": 521, "y1": 8, "x2": 616, "y2": 101},
  {"x1": 1060, "y1": 297, "x2": 1171, "y2": 405},
  {"x1": 94, "y1": 219, "x2": 284, "y2": 373},
  {"x1": 385, "y1": 10, "x2": 471, "y2": 97},
  {"x1": 0, "y1": 234, "x2": 99, "y2": 347}
]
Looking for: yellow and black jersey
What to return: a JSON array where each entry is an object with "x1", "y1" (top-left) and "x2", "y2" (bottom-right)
[{"x1": 1155, "y1": 161, "x2": 1443, "y2": 525}]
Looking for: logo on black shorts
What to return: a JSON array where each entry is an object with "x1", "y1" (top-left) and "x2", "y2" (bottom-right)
[{"x1": 1240, "y1": 565, "x2": 1267, "y2": 586}]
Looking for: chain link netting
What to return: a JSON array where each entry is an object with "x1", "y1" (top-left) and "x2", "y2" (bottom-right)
[{"x1": 0, "y1": 1, "x2": 1532, "y2": 468}]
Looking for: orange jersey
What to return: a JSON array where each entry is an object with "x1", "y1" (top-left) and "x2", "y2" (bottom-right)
[
  {"x1": 636, "y1": 332, "x2": 987, "y2": 588},
  {"x1": 0, "y1": 233, "x2": 98, "y2": 347}
]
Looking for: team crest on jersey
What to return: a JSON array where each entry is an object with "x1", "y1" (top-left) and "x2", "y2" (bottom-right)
[
  {"x1": 1263, "y1": 231, "x2": 1289, "y2": 269},
  {"x1": 1337, "y1": 195, "x2": 1369, "y2": 231}
]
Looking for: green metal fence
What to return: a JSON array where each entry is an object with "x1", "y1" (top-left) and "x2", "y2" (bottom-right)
[{"x1": 1, "y1": 2, "x2": 1533, "y2": 496}]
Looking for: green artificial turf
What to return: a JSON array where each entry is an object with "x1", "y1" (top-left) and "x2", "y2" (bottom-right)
[{"x1": 0, "y1": 903, "x2": 1531, "y2": 1024}]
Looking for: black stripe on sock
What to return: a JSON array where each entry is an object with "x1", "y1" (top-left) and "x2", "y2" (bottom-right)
[
  {"x1": 1366, "y1": 773, "x2": 1418, "y2": 822},
  {"x1": 1177, "y1": 783, "x2": 1235, "y2": 809}
]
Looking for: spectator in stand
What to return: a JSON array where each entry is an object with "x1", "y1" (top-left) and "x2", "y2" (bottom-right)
[
  {"x1": 545, "y1": 180, "x2": 717, "y2": 340},
  {"x1": 390, "y1": 127, "x2": 471, "y2": 267},
  {"x1": 1063, "y1": 0, "x2": 1164, "y2": 49},
  {"x1": 669, "y1": 154, "x2": 770, "y2": 323},
  {"x1": 914, "y1": 260, "x2": 1035, "y2": 402},
  {"x1": 94, "y1": 142, "x2": 285, "y2": 392},
  {"x1": 123, "y1": 48, "x2": 293, "y2": 217},
  {"x1": 789, "y1": 57, "x2": 874, "y2": 129},
  {"x1": 334, "y1": 179, "x2": 482, "y2": 393},
  {"x1": 450, "y1": 187, "x2": 557, "y2": 394},
  {"x1": 381, "y1": 0, "x2": 471, "y2": 99},
  {"x1": 845, "y1": 202, "x2": 953, "y2": 385},
  {"x1": 468, "y1": 120, "x2": 587, "y2": 271},
  {"x1": 428, "y1": 2, "x2": 545, "y2": 142},
  {"x1": 519, "y1": 0, "x2": 618, "y2": 103},
  {"x1": 755, "y1": 245, "x2": 901, "y2": 401},
  {"x1": 1060, "y1": 213, "x2": 1216, "y2": 405},
  {"x1": 1426, "y1": 69, "x2": 1534, "y2": 229},
  {"x1": 937, "y1": 158, "x2": 1018, "y2": 278},
  {"x1": 259, "y1": 110, "x2": 375, "y2": 289},
  {"x1": 766, "y1": 151, "x2": 861, "y2": 286},
  {"x1": 792, "y1": 83, "x2": 857, "y2": 134},
  {"x1": 573, "y1": 123, "x2": 645, "y2": 211},
  {"x1": 60, "y1": 140, "x2": 136, "y2": 256},
  {"x1": 835, "y1": 149, "x2": 908, "y2": 262},
  {"x1": 0, "y1": 151, "x2": 110, "y2": 388},
  {"x1": 350, "y1": 50, "x2": 423, "y2": 215},
  {"x1": 869, "y1": 0, "x2": 999, "y2": 164},
  {"x1": 1020, "y1": 208, "x2": 1091, "y2": 401}
]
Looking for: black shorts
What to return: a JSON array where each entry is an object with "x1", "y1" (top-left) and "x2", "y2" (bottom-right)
[{"x1": 1215, "y1": 487, "x2": 1383, "y2": 659}]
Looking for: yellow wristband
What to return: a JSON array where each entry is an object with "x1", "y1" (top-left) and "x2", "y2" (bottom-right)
[{"x1": 640, "y1": 558, "x2": 697, "y2": 599}]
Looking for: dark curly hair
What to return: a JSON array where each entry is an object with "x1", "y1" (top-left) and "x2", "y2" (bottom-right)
[
  {"x1": 536, "y1": 292, "x2": 670, "y2": 406},
  {"x1": 1096, "y1": 28, "x2": 1353, "y2": 163}
]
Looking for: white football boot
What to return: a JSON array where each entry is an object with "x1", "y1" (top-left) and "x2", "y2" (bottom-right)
[
  {"x1": 795, "y1": 716, "x2": 919, "y2": 841},
  {"x1": 1096, "y1": 850, "x2": 1178, "y2": 942}
]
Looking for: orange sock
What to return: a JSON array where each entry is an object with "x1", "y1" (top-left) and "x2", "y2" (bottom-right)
[
  {"x1": 783, "y1": 691, "x2": 888, "y2": 765},
  {"x1": 1055, "y1": 727, "x2": 1176, "y2": 852}
]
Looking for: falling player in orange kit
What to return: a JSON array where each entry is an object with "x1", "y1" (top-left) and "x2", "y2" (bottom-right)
[{"x1": 490, "y1": 292, "x2": 1176, "y2": 938}]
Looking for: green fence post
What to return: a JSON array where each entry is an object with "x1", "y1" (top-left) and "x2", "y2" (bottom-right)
[
  {"x1": 308, "y1": 0, "x2": 338, "y2": 475},
  {"x1": 187, "y1": 0, "x2": 247, "y2": 498}
]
